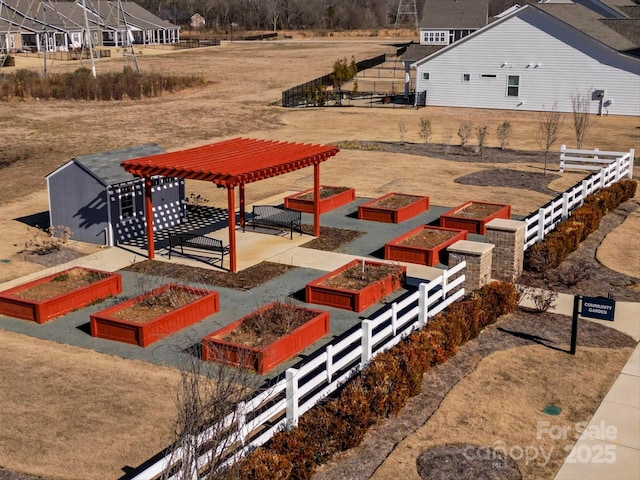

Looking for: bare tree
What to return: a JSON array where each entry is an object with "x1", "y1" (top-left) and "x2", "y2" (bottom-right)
[
  {"x1": 571, "y1": 93, "x2": 596, "y2": 149},
  {"x1": 535, "y1": 103, "x2": 564, "y2": 176},
  {"x1": 496, "y1": 120, "x2": 511, "y2": 150},
  {"x1": 418, "y1": 117, "x2": 432, "y2": 144},
  {"x1": 457, "y1": 120, "x2": 473, "y2": 147},
  {"x1": 475, "y1": 125, "x2": 489, "y2": 156},
  {"x1": 163, "y1": 345, "x2": 265, "y2": 480},
  {"x1": 398, "y1": 120, "x2": 407, "y2": 144}
]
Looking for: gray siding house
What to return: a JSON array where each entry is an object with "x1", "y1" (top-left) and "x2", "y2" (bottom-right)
[
  {"x1": 46, "y1": 144, "x2": 186, "y2": 246},
  {"x1": 412, "y1": 2, "x2": 640, "y2": 115}
]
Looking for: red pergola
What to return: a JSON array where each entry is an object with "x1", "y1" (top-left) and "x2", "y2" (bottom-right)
[{"x1": 122, "y1": 137, "x2": 340, "y2": 272}]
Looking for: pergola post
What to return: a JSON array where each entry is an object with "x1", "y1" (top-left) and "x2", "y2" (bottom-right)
[
  {"x1": 313, "y1": 162, "x2": 320, "y2": 237},
  {"x1": 239, "y1": 183, "x2": 246, "y2": 228},
  {"x1": 144, "y1": 176, "x2": 155, "y2": 259},
  {"x1": 227, "y1": 186, "x2": 237, "y2": 272}
]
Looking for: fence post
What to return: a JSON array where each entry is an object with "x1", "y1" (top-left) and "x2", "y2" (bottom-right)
[
  {"x1": 537, "y1": 208, "x2": 546, "y2": 241},
  {"x1": 361, "y1": 319, "x2": 374, "y2": 366},
  {"x1": 236, "y1": 401, "x2": 247, "y2": 445},
  {"x1": 615, "y1": 157, "x2": 622, "y2": 182},
  {"x1": 629, "y1": 149, "x2": 635, "y2": 179},
  {"x1": 562, "y1": 192, "x2": 569, "y2": 220},
  {"x1": 286, "y1": 368, "x2": 299, "y2": 428},
  {"x1": 582, "y1": 179, "x2": 589, "y2": 204},
  {"x1": 594, "y1": 147, "x2": 599, "y2": 163},
  {"x1": 325, "y1": 344, "x2": 333, "y2": 383},
  {"x1": 441, "y1": 270, "x2": 448, "y2": 300},
  {"x1": 391, "y1": 302, "x2": 398, "y2": 336},
  {"x1": 600, "y1": 167, "x2": 606, "y2": 189},
  {"x1": 418, "y1": 283, "x2": 427, "y2": 328},
  {"x1": 559, "y1": 144, "x2": 566, "y2": 172}
]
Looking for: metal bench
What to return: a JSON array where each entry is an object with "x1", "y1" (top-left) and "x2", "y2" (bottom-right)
[
  {"x1": 244, "y1": 205, "x2": 302, "y2": 239},
  {"x1": 168, "y1": 234, "x2": 229, "y2": 267}
]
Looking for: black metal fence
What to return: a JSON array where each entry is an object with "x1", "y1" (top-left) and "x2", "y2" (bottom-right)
[{"x1": 281, "y1": 53, "x2": 386, "y2": 108}]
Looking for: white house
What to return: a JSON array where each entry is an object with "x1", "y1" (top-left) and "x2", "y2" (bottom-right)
[{"x1": 412, "y1": 2, "x2": 640, "y2": 116}]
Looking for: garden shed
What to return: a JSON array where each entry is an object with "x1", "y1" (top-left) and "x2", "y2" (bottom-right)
[{"x1": 46, "y1": 144, "x2": 185, "y2": 247}]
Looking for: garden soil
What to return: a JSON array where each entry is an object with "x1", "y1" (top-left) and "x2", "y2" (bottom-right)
[{"x1": 0, "y1": 37, "x2": 638, "y2": 480}]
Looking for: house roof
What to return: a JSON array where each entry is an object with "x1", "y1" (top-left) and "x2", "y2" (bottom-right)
[
  {"x1": 68, "y1": 144, "x2": 166, "y2": 186},
  {"x1": 618, "y1": 5, "x2": 640, "y2": 18},
  {"x1": 420, "y1": 0, "x2": 489, "y2": 29},
  {"x1": 413, "y1": 2, "x2": 639, "y2": 68},
  {"x1": 121, "y1": 137, "x2": 340, "y2": 188},
  {"x1": 536, "y1": 2, "x2": 638, "y2": 51},
  {"x1": 86, "y1": 1, "x2": 177, "y2": 30},
  {"x1": 400, "y1": 43, "x2": 445, "y2": 62}
]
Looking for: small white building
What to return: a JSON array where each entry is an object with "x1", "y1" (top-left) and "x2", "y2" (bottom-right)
[
  {"x1": 412, "y1": 2, "x2": 640, "y2": 116},
  {"x1": 191, "y1": 13, "x2": 205, "y2": 29}
]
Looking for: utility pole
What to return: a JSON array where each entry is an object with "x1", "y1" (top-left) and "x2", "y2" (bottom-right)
[
  {"x1": 42, "y1": 0, "x2": 47, "y2": 78},
  {"x1": 395, "y1": 0, "x2": 419, "y2": 29},
  {"x1": 81, "y1": 0, "x2": 97, "y2": 78}
]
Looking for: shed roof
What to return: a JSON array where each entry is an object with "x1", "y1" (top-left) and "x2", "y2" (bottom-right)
[
  {"x1": 69, "y1": 143, "x2": 166, "y2": 186},
  {"x1": 121, "y1": 137, "x2": 340, "y2": 187}
]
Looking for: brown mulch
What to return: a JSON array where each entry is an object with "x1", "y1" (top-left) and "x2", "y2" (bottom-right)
[
  {"x1": 111, "y1": 290, "x2": 204, "y2": 324},
  {"x1": 368, "y1": 193, "x2": 424, "y2": 209},
  {"x1": 339, "y1": 141, "x2": 545, "y2": 164},
  {"x1": 448, "y1": 201, "x2": 506, "y2": 218},
  {"x1": 455, "y1": 168, "x2": 561, "y2": 196},
  {"x1": 300, "y1": 225, "x2": 365, "y2": 252},
  {"x1": 11, "y1": 267, "x2": 107, "y2": 301},
  {"x1": 399, "y1": 229, "x2": 458, "y2": 248},
  {"x1": 124, "y1": 260, "x2": 295, "y2": 291}
]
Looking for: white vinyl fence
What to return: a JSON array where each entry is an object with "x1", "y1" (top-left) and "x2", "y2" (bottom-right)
[
  {"x1": 559, "y1": 145, "x2": 635, "y2": 173},
  {"x1": 523, "y1": 147, "x2": 634, "y2": 250},
  {"x1": 132, "y1": 261, "x2": 466, "y2": 480}
]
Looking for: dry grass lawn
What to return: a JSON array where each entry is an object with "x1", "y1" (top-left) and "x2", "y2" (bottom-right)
[
  {"x1": 0, "y1": 37, "x2": 638, "y2": 479},
  {"x1": 370, "y1": 345, "x2": 633, "y2": 480}
]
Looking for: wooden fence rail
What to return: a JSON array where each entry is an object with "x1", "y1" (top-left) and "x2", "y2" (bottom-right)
[
  {"x1": 523, "y1": 147, "x2": 633, "y2": 250},
  {"x1": 130, "y1": 262, "x2": 466, "y2": 480}
]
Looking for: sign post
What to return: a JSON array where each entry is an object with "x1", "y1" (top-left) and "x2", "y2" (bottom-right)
[{"x1": 571, "y1": 295, "x2": 616, "y2": 355}]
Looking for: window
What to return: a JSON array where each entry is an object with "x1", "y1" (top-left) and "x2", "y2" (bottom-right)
[
  {"x1": 507, "y1": 75, "x2": 520, "y2": 97},
  {"x1": 481, "y1": 74, "x2": 497, "y2": 78},
  {"x1": 422, "y1": 72, "x2": 430, "y2": 80},
  {"x1": 119, "y1": 186, "x2": 134, "y2": 219},
  {"x1": 462, "y1": 73, "x2": 470, "y2": 82},
  {"x1": 9, "y1": 35, "x2": 15, "y2": 49},
  {"x1": 422, "y1": 30, "x2": 448, "y2": 45}
]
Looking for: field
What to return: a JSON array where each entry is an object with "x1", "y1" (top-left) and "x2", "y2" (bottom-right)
[{"x1": 0, "y1": 37, "x2": 638, "y2": 479}]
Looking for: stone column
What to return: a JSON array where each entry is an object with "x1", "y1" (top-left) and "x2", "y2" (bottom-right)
[
  {"x1": 485, "y1": 219, "x2": 526, "y2": 282},
  {"x1": 447, "y1": 240, "x2": 495, "y2": 292}
]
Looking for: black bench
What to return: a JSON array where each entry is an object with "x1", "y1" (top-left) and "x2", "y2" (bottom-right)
[
  {"x1": 168, "y1": 234, "x2": 229, "y2": 267},
  {"x1": 244, "y1": 205, "x2": 302, "y2": 239}
]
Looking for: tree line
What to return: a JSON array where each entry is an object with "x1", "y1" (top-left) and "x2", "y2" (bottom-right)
[{"x1": 139, "y1": 0, "x2": 530, "y2": 32}]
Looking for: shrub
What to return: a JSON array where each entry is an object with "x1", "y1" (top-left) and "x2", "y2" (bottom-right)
[
  {"x1": 475, "y1": 125, "x2": 489, "y2": 156},
  {"x1": 457, "y1": 120, "x2": 473, "y2": 147},
  {"x1": 419, "y1": 118, "x2": 432, "y2": 144}
]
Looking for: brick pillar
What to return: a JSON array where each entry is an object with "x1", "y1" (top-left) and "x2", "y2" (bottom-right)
[
  {"x1": 447, "y1": 240, "x2": 494, "y2": 292},
  {"x1": 485, "y1": 219, "x2": 526, "y2": 282}
]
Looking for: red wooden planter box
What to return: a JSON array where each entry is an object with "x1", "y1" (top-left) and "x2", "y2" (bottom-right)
[
  {"x1": 306, "y1": 259, "x2": 406, "y2": 312},
  {"x1": 284, "y1": 186, "x2": 355, "y2": 214},
  {"x1": 440, "y1": 201, "x2": 511, "y2": 235},
  {"x1": 358, "y1": 193, "x2": 429, "y2": 223},
  {"x1": 201, "y1": 302, "x2": 329, "y2": 374},
  {"x1": 0, "y1": 267, "x2": 122, "y2": 324},
  {"x1": 90, "y1": 284, "x2": 219, "y2": 347},
  {"x1": 385, "y1": 226, "x2": 468, "y2": 266}
]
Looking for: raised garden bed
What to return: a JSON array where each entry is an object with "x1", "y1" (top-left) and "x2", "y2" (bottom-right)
[
  {"x1": 201, "y1": 301, "x2": 330, "y2": 374},
  {"x1": 90, "y1": 284, "x2": 219, "y2": 347},
  {"x1": 284, "y1": 186, "x2": 355, "y2": 214},
  {"x1": 306, "y1": 259, "x2": 406, "y2": 312},
  {"x1": 0, "y1": 267, "x2": 122, "y2": 324},
  {"x1": 439, "y1": 201, "x2": 511, "y2": 235},
  {"x1": 358, "y1": 192, "x2": 429, "y2": 223},
  {"x1": 384, "y1": 226, "x2": 468, "y2": 266}
]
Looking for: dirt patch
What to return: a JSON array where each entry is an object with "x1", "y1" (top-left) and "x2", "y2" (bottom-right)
[
  {"x1": 447, "y1": 201, "x2": 506, "y2": 218},
  {"x1": 416, "y1": 444, "x2": 522, "y2": 480},
  {"x1": 300, "y1": 225, "x2": 365, "y2": 252},
  {"x1": 10, "y1": 267, "x2": 108, "y2": 301},
  {"x1": 399, "y1": 229, "x2": 459, "y2": 248},
  {"x1": 320, "y1": 262, "x2": 404, "y2": 290},
  {"x1": 223, "y1": 302, "x2": 319, "y2": 347},
  {"x1": 111, "y1": 289, "x2": 204, "y2": 324},
  {"x1": 368, "y1": 193, "x2": 424, "y2": 209}
]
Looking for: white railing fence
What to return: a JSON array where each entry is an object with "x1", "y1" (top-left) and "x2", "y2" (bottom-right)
[
  {"x1": 132, "y1": 261, "x2": 466, "y2": 480},
  {"x1": 524, "y1": 147, "x2": 634, "y2": 250},
  {"x1": 559, "y1": 145, "x2": 635, "y2": 174}
]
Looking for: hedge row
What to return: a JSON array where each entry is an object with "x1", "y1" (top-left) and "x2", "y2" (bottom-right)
[
  {"x1": 229, "y1": 281, "x2": 519, "y2": 480},
  {"x1": 525, "y1": 179, "x2": 637, "y2": 272}
]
